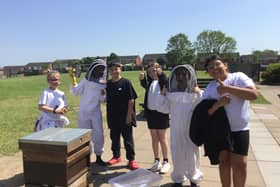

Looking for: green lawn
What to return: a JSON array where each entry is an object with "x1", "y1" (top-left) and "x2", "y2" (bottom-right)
[{"x1": 0, "y1": 71, "x2": 268, "y2": 155}]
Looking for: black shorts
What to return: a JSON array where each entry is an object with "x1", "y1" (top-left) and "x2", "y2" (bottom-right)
[
  {"x1": 230, "y1": 130, "x2": 249, "y2": 156},
  {"x1": 146, "y1": 109, "x2": 169, "y2": 130}
]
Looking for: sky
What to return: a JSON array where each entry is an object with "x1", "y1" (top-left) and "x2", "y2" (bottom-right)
[{"x1": 1, "y1": 0, "x2": 280, "y2": 67}]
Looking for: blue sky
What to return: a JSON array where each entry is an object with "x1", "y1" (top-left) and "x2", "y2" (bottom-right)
[{"x1": 1, "y1": 0, "x2": 280, "y2": 67}]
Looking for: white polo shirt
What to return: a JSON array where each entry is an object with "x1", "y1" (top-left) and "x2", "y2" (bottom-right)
[{"x1": 202, "y1": 72, "x2": 255, "y2": 132}]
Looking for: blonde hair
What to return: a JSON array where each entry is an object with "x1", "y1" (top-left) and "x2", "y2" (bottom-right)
[{"x1": 47, "y1": 70, "x2": 60, "y2": 80}]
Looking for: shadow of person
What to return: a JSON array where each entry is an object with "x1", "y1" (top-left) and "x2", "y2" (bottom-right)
[
  {"x1": 0, "y1": 173, "x2": 24, "y2": 187},
  {"x1": 136, "y1": 110, "x2": 146, "y2": 121},
  {"x1": 89, "y1": 163, "x2": 129, "y2": 187}
]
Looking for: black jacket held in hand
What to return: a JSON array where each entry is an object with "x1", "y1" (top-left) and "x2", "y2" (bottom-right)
[{"x1": 189, "y1": 99, "x2": 233, "y2": 165}]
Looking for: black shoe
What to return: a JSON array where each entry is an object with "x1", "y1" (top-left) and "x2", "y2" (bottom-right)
[
  {"x1": 96, "y1": 156, "x2": 107, "y2": 166},
  {"x1": 190, "y1": 181, "x2": 199, "y2": 187},
  {"x1": 171, "y1": 183, "x2": 183, "y2": 187}
]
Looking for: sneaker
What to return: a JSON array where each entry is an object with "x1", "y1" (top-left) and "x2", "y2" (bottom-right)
[
  {"x1": 95, "y1": 156, "x2": 107, "y2": 166},
  {"x1": 171, "y1": 183, "x2": 183, "y2": 187},
  {"x1": 149, "y1": 160, "x2": 162, "y2": 172},
  {"x1": 159, "y1": 161, "x2": 170, "y2": 174},
  {"x1": 107, "y1": 157, "x2": 121, "y2": 165},
  {"x1": 190, "y1": 181, "x2": 200, "y2": 187},
  {"x1": 127, "y1": 160, "x2": 140, "y2": 170}
]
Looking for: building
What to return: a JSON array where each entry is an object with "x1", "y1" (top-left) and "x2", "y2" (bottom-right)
[
  {"x1": 142, "y1": 53, "x2": 168, "y2": 67},
  {"x1": 3, "y1": 66, "x2": 25, "y2": 77},
  {"x1": 24, "y1": 62, "x2": 52, "y2": 76}
]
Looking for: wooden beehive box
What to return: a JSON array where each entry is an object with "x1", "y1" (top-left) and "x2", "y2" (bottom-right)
[{"x1": 19, "y1": 128, "x2": 92, "y2": 187}]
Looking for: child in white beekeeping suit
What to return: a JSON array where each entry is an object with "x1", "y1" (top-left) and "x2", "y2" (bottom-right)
[
  {"x1": 163, "y1": 64, "x2": 203, "y2": 187},
  {"x1": 70, "y1": 59, "x2": 107, "y2": 166}
]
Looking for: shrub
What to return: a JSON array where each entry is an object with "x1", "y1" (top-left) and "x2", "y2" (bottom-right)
[{"x1": 262, "y1": 63, "x2": 280, "y2": 83}]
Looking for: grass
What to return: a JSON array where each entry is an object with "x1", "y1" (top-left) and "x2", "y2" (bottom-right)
[{"x1": 0, "y1": 70, "x2": 269, "y2": 155}]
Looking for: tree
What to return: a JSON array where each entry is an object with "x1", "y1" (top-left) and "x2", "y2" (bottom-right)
[
  {"x1": 252, "y1": 49, "x2": 279, "y2": 63},
  {"x1": 107, "y1": 52, "x2": 120, "y2": 63},
  {"x1": 166, "y1": 33, "x2": 195, "y2": 67},
  {"x1": 194, "y1": 30, "x2": 237, "y2": 55}
]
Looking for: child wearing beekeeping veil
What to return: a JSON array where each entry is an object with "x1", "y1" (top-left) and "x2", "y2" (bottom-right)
[
  {"x1": 164, "y1": 64, "x2": 203, "y2": 187},
  {"x1": 70, "y1": 59, "x2": 107, "y2": 166}
]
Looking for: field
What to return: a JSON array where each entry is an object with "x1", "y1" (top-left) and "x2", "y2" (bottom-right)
[{"x1": 0, "y1": 70, "x2": 266, "y2": 155}]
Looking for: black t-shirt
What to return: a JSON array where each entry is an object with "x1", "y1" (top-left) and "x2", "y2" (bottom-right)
[{"x1": 106, "y1": 78, "x2": 137, "y2": 128}]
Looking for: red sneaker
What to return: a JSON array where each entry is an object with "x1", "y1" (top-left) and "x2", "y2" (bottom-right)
[
  {"x1": 127, "y1": 160, "x2": 140, "y2": 170},
  {"x1": 107, "y1": 157, "x2": 121, "y2": 165}
]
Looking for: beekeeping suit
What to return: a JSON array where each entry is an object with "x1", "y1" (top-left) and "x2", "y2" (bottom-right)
[
  {"x1": 167, "y1": 64, "x2": 203, "y2": 184},
  {"x1": 70, "y1": 59, "x2": 107, "y2": 156}
]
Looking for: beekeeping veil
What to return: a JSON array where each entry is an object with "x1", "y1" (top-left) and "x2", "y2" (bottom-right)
[
  {"x1": 169, "y1": 64, "x2": 197, "y2": 93},
  {"x1": 85, "y1": 59, "x2": 107, "y2": 83}
]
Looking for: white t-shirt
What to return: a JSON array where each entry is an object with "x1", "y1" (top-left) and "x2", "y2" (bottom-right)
[
  {"x1": 202, "y1": 72, "x2": 255, "y2": 132},
  {"x1": 36, "y1": 88, "x2": 69, "y2": 131},
  {"x1": 147, "y1": 80, "x2": 161, "y2": 111}
]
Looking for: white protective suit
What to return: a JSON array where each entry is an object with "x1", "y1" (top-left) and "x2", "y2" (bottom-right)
[
  {"x1": 70, "y1": 59, "x2": 106, "y2": 155},
  {"x1": 167, "y1": 64, "x2": 203, "y2": 184}
]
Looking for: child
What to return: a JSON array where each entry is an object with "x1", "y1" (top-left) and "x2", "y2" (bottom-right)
[
  {"x1": 202, "y1": 55, "x2": 258, "y2": 187},
  {"x1": 70, "y1": 59, "x2": 107, "y2": 166},
  {"x1": 165, "y1": 64, "x2": 203, "y2": 187},
  {"x1": 106, "y1": 62, "x2": 140, "y2": 170},
  {"x1": 35, "y1": 71, "x2": 69, "y2": 131},
  {"x1": 139, "y1": 62, "x2": 170, "y2": 174}
]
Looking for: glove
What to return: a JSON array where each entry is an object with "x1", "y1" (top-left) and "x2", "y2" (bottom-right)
[{"x1": 68, "y1": 68, "x2": 77, "y2": 86}]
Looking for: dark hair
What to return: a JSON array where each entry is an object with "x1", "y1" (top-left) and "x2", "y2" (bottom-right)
[{"x1": 204, "y1": 54, "x2": 224, "y2": 70}]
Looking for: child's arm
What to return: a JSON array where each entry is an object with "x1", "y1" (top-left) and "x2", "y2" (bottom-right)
[
  {"x1": 126, "y1": 99, "x2": 134, "y2": 125},
  {"x1": 208, "y1": 96, "x2": 230, "y2": 116},
  {"x1": 38, "y1": 104, "x2": 58, "y2": 113},
  {"x1": 216, "y1": 79, "x2": 258, "y2": 101}
]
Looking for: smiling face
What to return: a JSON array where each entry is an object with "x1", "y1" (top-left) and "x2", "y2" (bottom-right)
[
  {"x1": 206, "y1": 59, "x2": 228, "y2": 80},
  {"x1": 109, "y1": 65, "x2": 122, "y2": 80},
  {"x1": 47, "y1": 71, "x2": 61, "y2": 90}
]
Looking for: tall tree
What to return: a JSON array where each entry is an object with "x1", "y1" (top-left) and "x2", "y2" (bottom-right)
[
  {"x1": 166, "y1": 33, "x2": 195, "y2": 67},
  {"x1": 194, "y1": 30, "x2": 237, "y2": 54},
  {"x1": 107, "y1": 52, "x2": 120, "y2": 63}
]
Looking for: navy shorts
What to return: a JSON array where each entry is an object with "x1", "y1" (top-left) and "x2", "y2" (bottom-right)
[
  {"x1": 146, "y1": 109, "x2": 169, "y2": 130},
  {"x1": 230, "y1": 130, "x2": 250, "y2": 156}
]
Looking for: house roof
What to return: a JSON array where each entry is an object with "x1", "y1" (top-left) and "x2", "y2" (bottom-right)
[{"x1": 25, "y1": 62, "x2": 52, "y2": 66}]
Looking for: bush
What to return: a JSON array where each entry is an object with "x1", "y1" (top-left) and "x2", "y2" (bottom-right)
[{"x1": 261, "y1": 63, "x2": 280, "y2": 83}]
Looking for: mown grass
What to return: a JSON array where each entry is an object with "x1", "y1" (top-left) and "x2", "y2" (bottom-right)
[{"x1": 0, "y1": 70, "x2": 268, "y2": 155}]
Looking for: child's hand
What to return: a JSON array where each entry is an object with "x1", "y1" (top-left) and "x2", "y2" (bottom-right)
[
  {"x1": 126, "y1": 115, "x2": 132, "y2": 126},
  {"x1": 194, "y1": 86, "x2": 201, "y2": 93},
  {"x1": 56, "y1": 107, "x2": 67, "y2": 114},
  {"x1": 101, "y1": 89, "x2": 106, "y2": 96},
  {"x1": 161, "y1": 85, "x2": 167, "y2": 96},
  {"x1": 139, "y1": 71, "x2": 145, "y2": 80}
]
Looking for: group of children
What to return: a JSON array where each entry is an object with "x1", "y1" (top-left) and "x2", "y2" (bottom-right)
[{"x1": 36, "y1": 55, "x2": 258, "y2": 187}]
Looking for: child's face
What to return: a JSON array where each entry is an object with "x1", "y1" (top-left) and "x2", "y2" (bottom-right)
[
  {"x1": 206, "y1": 59, "x2": 227, "y2": 80},
  {"x1": 175, "y1": 68, "x2": 189, "y2": 91},
  {"x1": 48, "y1": 73, "x2": 61, "y2": 90},
  {"x1": 92, "y1": 65, "x2": 105, "y2": 79},
  {"x1": 109, "y1": 66, "x2": 121, "y2": 79}
]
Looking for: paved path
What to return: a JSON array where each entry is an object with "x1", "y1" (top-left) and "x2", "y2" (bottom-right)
[{"x1": 0, "y1": 84, "x2": 279, "y2": 187}]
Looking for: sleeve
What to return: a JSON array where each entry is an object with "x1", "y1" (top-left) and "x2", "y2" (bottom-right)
[
  {"x1": 126, "y1": 80, "x2": 138, "y2": 100},
  {"x1": 70, "y1": 78, "x2": 86, "y2": 96},
  {"x1": 202, "y1": 84, "x2": 210, "y2": 100},
  {"x1": 140, "y1": 76, "x2": 148, "y2": 89},
  {"x1": 236, "y1": 72, "x2": 255, "y2": 88},
  {"x1": 158, "y1": 73, "x2": 169, "y2": 90},
  {"x1": 38, "y1": 90, "x2": 47, "y2": 105}
]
